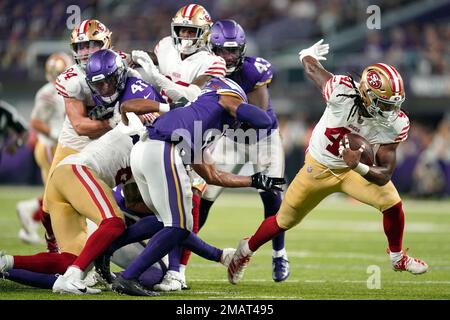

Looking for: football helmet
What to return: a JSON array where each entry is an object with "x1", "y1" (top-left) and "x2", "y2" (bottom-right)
[
  {"x1": 171, "y1": 4, "x2": 213, "y2": 55},
  {"x1": 70, "y1": 19, "x2": 112, "y2": 70},
  {"x1": 45, "y1": 52, "x2": 72, "y2": 83},
  {"x1": 85, "y1": 49, "x2": 127, "y2": 105},
  {"x1": 209, "y1": 19, "x2": 246, "y2": 74},
  {"x1": 358, "y1": 63, "x2": 405, "y2": 126}
]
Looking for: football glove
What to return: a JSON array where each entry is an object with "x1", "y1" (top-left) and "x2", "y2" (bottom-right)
[
  {"x1": 298, "y1": 39, "x2": 330, "y2": 63},
  {"x1": 88, "y1": 105, "x2": 115, "y2": 120},
  {"x1": 132, "y1": 50, "x2": 160, "y2": 85},
  {"x1": 251, "y1": 173, "x2": 286, "y2": 192}
]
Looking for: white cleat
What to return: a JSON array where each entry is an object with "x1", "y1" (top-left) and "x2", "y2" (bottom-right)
[
  {"x1": 220, "y1": 248, "x2": 236, "y2": 268},
  {"x1": 16, "y1": 199, "x2": 41, "y2": 244},
  {"x1": 83, "y1": 269, "x2": 100, "y2": 287},
  {"x1": 18, "y1": 228, "x2": 43, "y2": 245},
  {"x1": 227, "y1": 238, "x2": 253, "y2": 285},
  {"x1": 153, "y1": 270, "x2": 184, "y2": 292},
  {"x1": 0, "y1": 251, "x2": 12, "y2": 273},
  {"x1": 391, "y1": 249, "x2": 428, "y2": 275},
  {"x1": 52, "y1": 275, "x2": 101, "y2": 295}
]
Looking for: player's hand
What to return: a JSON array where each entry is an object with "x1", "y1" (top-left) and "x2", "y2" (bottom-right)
[
  {"x1": 339, "y1": 135, "x2": 364, "y2": 169},
  {"x1": 251, "y1": 173, "x2": 286, "y2": 192},
  {"x1": 132, "y1": 50, "x2": 159, "y2": 81},
  {"x1": 298, "y1": 39, "x2": 329, "y2": 63},
  {"x1": 88, "y1": 105, "x2": 115, "y2": 120}
]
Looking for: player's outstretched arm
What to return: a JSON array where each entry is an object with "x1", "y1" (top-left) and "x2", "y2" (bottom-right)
[
  {"x1": 64, "y1": 97, "x2": 112, "y2": 139},
  {"x1": 299, "y1": 39, "x2": 333, "y2": 90},
  {"x1": 120, "y1": 98, "x2": 168, "y2": 115}
]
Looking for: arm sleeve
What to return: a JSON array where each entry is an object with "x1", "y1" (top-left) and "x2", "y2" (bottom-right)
[{"x1": 236, "y1": 102, "x2": 272, "y2": 129}]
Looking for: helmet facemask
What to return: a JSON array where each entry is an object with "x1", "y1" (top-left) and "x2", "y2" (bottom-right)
[
  {"x1": 72, "y1": 40, "x2": 105, "y2": 70},
  {"x1": 210, "y1": 43, "x2": 246, "y2": 74},
  {"x1": 172, "y1": 24, "x2": 210, "y2": 55},
  {"x1": 365, "y1": 90, "x2": 405, "y2": 127}
]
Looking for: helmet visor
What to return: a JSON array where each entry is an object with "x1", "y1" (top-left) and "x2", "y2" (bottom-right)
[{"x1": 72, "y1": 40, "x2": 104, "y2": 65}]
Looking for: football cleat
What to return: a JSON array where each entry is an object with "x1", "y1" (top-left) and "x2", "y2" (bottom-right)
[
  {"x1": 154, "y1": 270, "x2": 184, "y2": 292},
  {"x1": 18, "y1": 228, "x2": 42, "y2": 245},
  {"x1": 52, "y1": 274, "x2": 101, "y2": 295},
  {"x1": 390, "y1": 249, "x2": 428, "y2": 275},
  {"x1": 227, "y1": 238, "x2": 253, "y2": 285},
  {"x1": 272, "y1": 256, "x2": 290, "y2": 282},
  {"x1": 16, "y1": 200, "x2": 41, "y2": 244},
  {"x1": 112, "y1": 273, "x2": 159, "y2": 296},
  {"x1": 220, "y1": 248, "x2": 237, "y2": 268},
  {"x1": 1, "y1": 251, "x2": 10, "y2": 273},
  {"x1": 94, "y1": 253, "x2": 113, "y2": 284}
]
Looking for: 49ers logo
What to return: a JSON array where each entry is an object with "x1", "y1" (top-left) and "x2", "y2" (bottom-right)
[{"x1": 367, "y1": 71, "x2": 382, "y2": 89}]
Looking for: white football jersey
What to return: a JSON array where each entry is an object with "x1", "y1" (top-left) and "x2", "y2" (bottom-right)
[
  {"x1": 308, "y1": 75, "x2": 410, "y2": 169},
  {"x1": 58, "y1": 125, "x2": 133, "y2": 188},
  {"x1": 55, "y1": 61, "x2": 141, "y2": 152},
  {"x1": 30, "y1": 82, "x2": 65, "y2": 147},
  {"x1": 154, "y1": 36, "x2": 226, "y2": 102}
]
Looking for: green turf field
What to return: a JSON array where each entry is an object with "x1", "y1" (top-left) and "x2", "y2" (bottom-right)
[{"x1": 0, "y1": 185, "x2": 449, "y2": 300}]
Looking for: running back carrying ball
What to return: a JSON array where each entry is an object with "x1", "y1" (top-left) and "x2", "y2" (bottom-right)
[{"x1": 344, "y1": 133, "x2": 374, "y2": 166}]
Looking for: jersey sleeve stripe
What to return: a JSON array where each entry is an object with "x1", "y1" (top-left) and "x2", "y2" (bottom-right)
[
  {"x1": 204, "y1": 71, "x2": 226, "y2": 76},
  {"x1": 55, "y1": 82, "x2": 67, "y2": 91},
  {"x1": 206, "y1": 67, "x2": 226, "y2": 71},
  {"x1": 322, "y1": 77, "x2": 334, "y2": 101},
  {"x1": 55, "y1": 87, "x2": 69, "y2": 97}
]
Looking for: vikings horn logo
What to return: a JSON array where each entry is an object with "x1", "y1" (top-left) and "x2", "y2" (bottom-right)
[{"x1": 367, "y1": 71, "x2": 382, "y2": 89}]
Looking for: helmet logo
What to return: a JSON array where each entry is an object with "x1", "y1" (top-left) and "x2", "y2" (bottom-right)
[
  {"x1": 204, "y1": 14, "x2": 211, "y2": 23},
  {"x1": 97, "y1": 23, "x2": 106, "y2": 32},
  {"x1": 367, "y1": 71, "x2": 382, "y2": 89}
]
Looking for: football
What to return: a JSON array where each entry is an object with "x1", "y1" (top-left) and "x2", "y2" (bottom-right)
[{"x1": 345, "y1": 133, "x2": 375, "y2": 166}]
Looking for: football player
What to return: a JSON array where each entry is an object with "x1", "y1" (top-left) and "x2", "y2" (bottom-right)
[
  {"x1": 16, "y1": 52, "x2": 72, "y2": 245},
  {"x1": 110, "y1": 75, "x2": 286, "y2": 296},
  {"x1": 199, "y1": 19, "x2": 290, "y2": 282},
  {"x1": 132, "y1": 3, "x2": 227, "y2": 291},
  {"x1": 227, "y1": 40, "x2": 429, "y2": 284},
  {"x1": 41, "y1": 19, "x2": 139, "y2": 253}
]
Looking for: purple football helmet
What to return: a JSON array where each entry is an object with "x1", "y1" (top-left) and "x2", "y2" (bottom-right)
[
  {"x1": 86, "y1": 49, "x2": 127, "y2": 104},
  {"x1": 209, "y1": 19, "x2": 246, "y2": 74}
]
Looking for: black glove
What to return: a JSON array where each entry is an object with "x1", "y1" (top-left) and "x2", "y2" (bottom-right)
[
  {"x1": 251, "y1": 172, "x2": 286, "y2": 192},
  {"x1": 88, "y1": 105, "x2": 115, "y2": 120}
]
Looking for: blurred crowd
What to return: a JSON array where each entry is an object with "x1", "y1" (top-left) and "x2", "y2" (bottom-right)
[{"x1": 1, "y1": 0, "x2": 449, "y2": 76}]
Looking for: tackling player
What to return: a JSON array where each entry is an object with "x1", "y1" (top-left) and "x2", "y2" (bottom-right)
[
  {"x1": 227, "y1": 39, "x2": 428, "y2": 284},
  {"x1": 110, "y1": 76, "x2": 286, "y2": 296}
]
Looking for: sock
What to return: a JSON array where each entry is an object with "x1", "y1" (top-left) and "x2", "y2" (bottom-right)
[
  {"x1": 32, "y1": 198, "x2": 44, "y2": 222},
  {"x1": 105, "y1": 215, "x2": 163, "y2": 256},
  {"x1": 72, "y1": 217, "x2": 125, "y2": 271},
  {"x1": 272, "y1": 248, "x2": 287, "y2": 258},
  {"x1": 260, "y1": 191, "x2": 285, "y2": 251},
  {"x1": 248, "y1": 215, "x2": 285, "y2": 252},
  {"x1": 3, "y1": 269, "x2": 57, "y2": 289},
  {"x1": 382, "y1": 201, "x2": 404, "y2": 253},
  {"x1": 122, "y1": 227, "x2": 190, "y2": 280},
  {"x1": 198, "y1": 199, "x2": 214, "y2": 230},
  {"x1": 168, "y1": 246, "x2": 182, "y2": 272},
  {"x1": 179, "y1": 264, "x2": 186, "y2": 277},
  {"x1": 390, "y1": 251, "x2": 403, "y2": 264},
  {"x1": 180, "y1": 193, "x2": 201, "y2": 266},
  {"x1": 181, "y1": 232, "x2": 222, "y2": 262},
  {"x1": 13, "y1": 252, "x2": 77, "y2": 274}
]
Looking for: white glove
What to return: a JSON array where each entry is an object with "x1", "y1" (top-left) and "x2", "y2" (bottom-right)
[
  {"x1": 108, "y1": 107, "x2": 122, "y2": 129},
  {"x1": 298, "y1": 39, "x2": 329, "y2": 63},
  {"x1": 132, "y1": 50, "x2": 160, "y2": 84}
]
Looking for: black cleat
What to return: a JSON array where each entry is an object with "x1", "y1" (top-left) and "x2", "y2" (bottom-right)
[
  {"x1": 112, "y1": 274, "x2": 160, "y2": 297},
  {"x1": 94, "y1": 254, "x2": 113, "y2": 284}
]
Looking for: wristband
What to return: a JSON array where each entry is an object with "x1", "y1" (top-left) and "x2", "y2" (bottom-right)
[
  {"x1": 159, "y1": 103, "x2": 170, "y2": 113},
  {"x1": 353, "y1": 162, "x2": 369, "y2": 176}
]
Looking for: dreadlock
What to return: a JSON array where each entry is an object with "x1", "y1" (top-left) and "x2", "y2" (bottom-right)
[{"x1": 336, "y1": 74, "x2": 366, "y2": 122}]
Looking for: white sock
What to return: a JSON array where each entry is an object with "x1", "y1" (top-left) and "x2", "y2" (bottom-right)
[
  {"x1": 272, "y1": 248, "x2": 287, "y2": 259},
  {"x1": 242, "y1": 240, "x2": 253, "y2": 256},
  {"x1": 179, "y1": 264, "x2": 186, "y2": 277},
  {"x1": 390, "y1": 251, "x2": 403, "y2": 263},
  {"x1": 65, "y1": 265, "x2": 83, "y2": 280}
]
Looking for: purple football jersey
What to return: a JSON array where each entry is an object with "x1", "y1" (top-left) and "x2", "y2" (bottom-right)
[
  {"x1": 229, "y1": 56, "x2": 278, "y2": 131},
  {"x1": 147, "y1": 77, "x2": 246, "y2": 159}
]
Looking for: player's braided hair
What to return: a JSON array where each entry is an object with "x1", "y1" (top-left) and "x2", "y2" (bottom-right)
[{"x1": 336, "y1": 74, "x2": 366, "y2": 122}]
